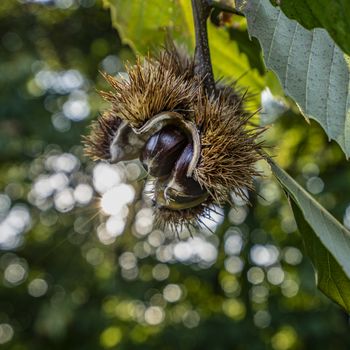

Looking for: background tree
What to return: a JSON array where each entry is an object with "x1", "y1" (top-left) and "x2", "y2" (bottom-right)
[{"x1": 0, "y1": 0, "x2": 350, "y2": 349}]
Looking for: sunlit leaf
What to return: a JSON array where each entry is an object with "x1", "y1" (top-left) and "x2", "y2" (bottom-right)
[{"x1": 107, "y1": 0, "x2": 194, "y2": 53}]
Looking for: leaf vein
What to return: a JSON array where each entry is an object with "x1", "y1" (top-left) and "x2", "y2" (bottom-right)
[
  {"x1": 284, "y1": 23, "x2": 298, "y2": 90},
  {"x1": 325, "y1": 43, "x2": 336, "y2": 136},
  {"x1": 266, "y1": 9, "x2": 281, "y2": 67},
  {"x1": 305, "y1": 30, "x2": 315, "y2": 113}
]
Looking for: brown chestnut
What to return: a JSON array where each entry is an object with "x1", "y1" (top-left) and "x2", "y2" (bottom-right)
[
  {"x1": 140, "y1": 125, "x2": 187, "y2": 177},
  {"x1": 155, "y1": 143, "x2": 208, "y2": 210}
]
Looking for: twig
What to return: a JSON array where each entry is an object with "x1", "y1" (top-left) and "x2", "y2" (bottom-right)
[
  {"x1": 208, "y1": 0, "x2": 244, "y2": 16},
  {"x1": 191, "y1": 0, "x2": 216, "y2": 96}
]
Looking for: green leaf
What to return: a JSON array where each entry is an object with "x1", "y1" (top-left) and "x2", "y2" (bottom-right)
[
  {"x1": 227, "y1": 27, "x2": 266, "y2": 75},
  {"x1": 237, "y1": 0, "x2": 350, "y2": 158},
  {"x1": 270, "y1": 0, "x2": 350, "y2": 56},
  {"x1": 207, "y1": 22, "x2": 266, "y2": 99},
  {"x1": 106, "y1": 0, "x2": 268, "y2": 108},
  {"x1": 107, "y1": 0, "x2": 194, "y2": 53},
  {"x1": 269, "y1": 160, "x2": 350, "y2": 312}
]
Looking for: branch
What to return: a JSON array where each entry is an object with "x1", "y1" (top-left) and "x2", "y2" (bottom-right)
[
  {"x1": 208, "y1": 0, "x2": 244, "y2": 16},
  {"x1": 191, "y1": 0, "x2": 216, "y2": 96}
]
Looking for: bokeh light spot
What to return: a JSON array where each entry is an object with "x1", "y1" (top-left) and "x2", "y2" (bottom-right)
[
  {"x1": 144, "y1": 306, "x2": 164, "y2": 325},
  {"x1": 100, "y1": 327, "x2": 122, "y2": 348},
  {"x1": 100, "y1": 184, "x2": 135, "y2": 216},
  {"x1": 28, "y1": 278, "x2": 48, "y2": 297},
  {"x1": 0, "y1": 324, "x2": 14, "y2": 344},
  {"x1": 163, "y1": 284, "x2": 182, "y2": 303}
]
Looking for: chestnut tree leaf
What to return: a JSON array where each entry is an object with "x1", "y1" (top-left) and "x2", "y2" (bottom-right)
[
  {"x1": 106, "y1": 0, "x2": 194, "y2": 53},
  {"x1": 270, "y1": 0, "x2": 350, "y2": 56},
  {"x1": 270, "y1": 160, "x2": 350, "y2": 312},
  {"x1": 237, "y1": 0, "x2": 350, "y2": 158},
  {"x1": 106, "y1": 0, "x2": 267, "y2": 108},
  {"x1": 207, "y1": 21, "x2": 266, "y2": 98}
]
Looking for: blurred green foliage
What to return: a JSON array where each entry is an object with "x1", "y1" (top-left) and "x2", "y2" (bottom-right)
[{"x1": 0, "y1": 1, "x2": 350, "y2": 350}]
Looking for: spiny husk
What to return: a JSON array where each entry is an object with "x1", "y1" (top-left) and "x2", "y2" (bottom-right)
[
  {"x1": 154, "y1": 205, "x2": 206, "y2": 233},
  {"x1": 83, "y1": 110, "x2": 122, "y2": 161},
  {"x1": 83, "y1": 48, "x2": 198, "y2": 160},
  {"x1": 193, "y1": 89, "x2": 264, "y2": 204},
  {"x1": 84, "y1": 46, "x2": 265, "y2": 228},
  {"x1": 100, "y1": 49, "x2": 199, "y2": 128},
  {"x1": 153, "y1": 201, "x2": 217, "y2": 235}
]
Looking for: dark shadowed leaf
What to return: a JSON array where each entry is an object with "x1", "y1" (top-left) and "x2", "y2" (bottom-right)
[
  {"x1": 270, "y1": 0, "x2": 350, "y2": 56},
  {"x1": 270, "y1": 160, "x2": 350, "y2": 312}
]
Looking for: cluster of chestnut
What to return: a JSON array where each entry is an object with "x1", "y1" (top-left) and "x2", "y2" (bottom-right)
[{"x1": 109, "y1": 112, "x2": 208, "y2": 212}]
